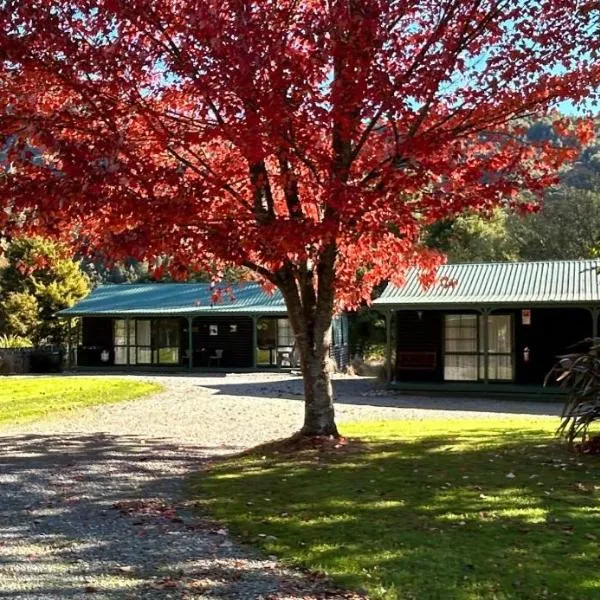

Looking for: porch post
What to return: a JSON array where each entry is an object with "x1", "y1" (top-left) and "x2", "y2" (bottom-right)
[
  {"x1": 252, "y1": 315, "x2": 258, "y2": 368},
  {"x1": 66, "y1": 318, "x2": 72, "y2": 370},
  {"x1": 481, "y1": 308, "x2": 490, "y2": 384},
  {"x1": 385, "y1": 310, "x2": 393, "y2": 383},
  {"x1": 187, "y1": 316, "x2": 193, "y2": 371},
  {"x1": 73, "y1": 318, "x2": 78, "y2": 367},
  {"x1": 126, "y1": 319, "x2": 131, "y2": 366}
]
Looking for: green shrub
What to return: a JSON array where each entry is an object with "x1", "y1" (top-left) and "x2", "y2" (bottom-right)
[
  {"x1": 0, "y1": 292, "x2": 39, "y2": 340},
  {"x1": 0, "y1": 334, "x2": 34, "y2": 348},
  {"x1": 0, "y1": 237, "x2": 89, "y2": 346},
  {"x1": 547, "y1": 339, "x2": 600, "y2": 447}
]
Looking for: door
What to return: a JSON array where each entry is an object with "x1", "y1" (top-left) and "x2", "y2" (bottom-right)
[
  {"x1": 443, "y1": 314, "x2": 478, "y2": 381},
  {"x1": 480, "y1": 314, "x2": 514, "y2": 381},
  {"x1": 443, "y1": 313, "x2": 514, "y2": 382},
  {"x1": 155, "y1": 319, "x2": 181, "y2": 365}
]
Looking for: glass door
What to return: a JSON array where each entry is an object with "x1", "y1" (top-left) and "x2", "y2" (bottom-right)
[
  {"x1": 480, "y1": 314, "x2": 514, "y2": 381},
  {"x1": 443, "y1": 314, "x2": 478, "y2": 381},
  {"x1": 444, "y1": 313, "x2": 514, "y2": 382},
  {"x1": 155, "y1": 319, "x2": 181, "y2": 365},
  {"x1": 256, "y1": 317, "x2": 296, "y2": 366},
  {"x1": 135, "y1": 320, "x2": 152, "y2": 364},
  {"x1": 257, "y1": 317, "x2": 278, "y2": 365},
  {"x1": 113, "y1": 319, "x2": 128, "y2": 365}
]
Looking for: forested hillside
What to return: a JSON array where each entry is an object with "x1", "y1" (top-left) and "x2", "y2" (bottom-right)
[{"x1": 426, "y1": 117, "x2": 600, "y2": 263}]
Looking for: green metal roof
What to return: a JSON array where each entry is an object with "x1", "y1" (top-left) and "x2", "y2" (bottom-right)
[
  {"x1": 373, "y1": 259, "x2": 600, "y2": 308},
  {"x1": 58, "y1": 283, "x2": 287, "y2": 317}
]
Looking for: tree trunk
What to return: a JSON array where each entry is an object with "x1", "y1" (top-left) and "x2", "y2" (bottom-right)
[
  {"x1": 278, "y1": 252, "x2": 340, "y2": 438},
  {"x1": 298, "y1": 330, "x2": 339, "y2": 438}
]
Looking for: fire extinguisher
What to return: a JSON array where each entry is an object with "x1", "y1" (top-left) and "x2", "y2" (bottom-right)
[{"x1": 523, "y1": 346, "x2": 531, "y2": 363}]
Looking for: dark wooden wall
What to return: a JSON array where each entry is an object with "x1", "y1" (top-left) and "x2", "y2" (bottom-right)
[
  {"x1": 79, "y1": 317, "x2": 114, "y2": 366},
  {"x1": 514, "y1": 308, "x2": 592, "y2": 385},
  {"x1": 393, "y1": 307, "x2": 594, "y2": 387},
  {"x1": 395, "y1": 311, "x2": 443, "y2": 382},
  {"x1": 192, "y1": 316, "x2": 253, "y2": 368}
]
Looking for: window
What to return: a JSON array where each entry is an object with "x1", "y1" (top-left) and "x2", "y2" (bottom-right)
[
  {"x1": 156, "y1": 319, "x2": 180, "y2": 365},
  {"x1": 114, "y1": 320, "x2": 128, "y2": 365},
  {"x1": 444, "y1": 314, "x2": 478, "y2": 381},
  {"x1": 128, "y1": 320, "x2": 137, "y2": 364},
  {"x1": 445, "y1": 314, "x2": 478, "y2": 353},
  {"x1": 332, "y1": 317, "x2": 343, "y2": 346},
  {"x1": 444, "y1": 354, "x2": 478, "y2": 381},
  {"x1": 257, "y1": 318, "x2": 277, "y2": 349},
  {"x1": 114, "y1": 319, "x2": 127, "y2": 346},
  {"x1": 113, "y1": 318, "x2": 181, "y2": 366},
  {"x1": 485, "y1": 355, "x2": 514, "y2": 381},
  {"x1": 256, "y1": 318, "x2": 295, "y2": 366},
  {"x1": 136, "y1": 320, "x2": 152, "y2": 364},
  {"x1": 277, "y1": 318, "x2": 294, "y2": 347},
  {"x1": 479, "y1": 315, "x2": 513, "y2": 381},
  {"x1": 114, "y1": 346, "x2": 127, "y2": 365},
  {"x1": 443, "y1": 313, "x2": 514, "y2": 382}
]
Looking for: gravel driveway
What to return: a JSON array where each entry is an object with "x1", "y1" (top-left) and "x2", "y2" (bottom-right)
[{"x1": 0, "y1": 373, "x2": 562, "y2": 599}]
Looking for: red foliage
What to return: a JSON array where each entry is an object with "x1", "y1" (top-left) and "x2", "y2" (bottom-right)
[{"x1": 0, "y1": 1, "x2": 598, "y2": 308}]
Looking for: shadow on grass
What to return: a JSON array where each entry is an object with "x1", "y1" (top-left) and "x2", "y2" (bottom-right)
[{"x1": 189, "y1": 425, "x2": 600, "y2": 600}]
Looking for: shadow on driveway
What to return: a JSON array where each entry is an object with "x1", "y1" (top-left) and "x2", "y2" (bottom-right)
[
  {"x1": 12, "y1": 370, "x2": 564, "y2": 417},
  {"x1": 0, "y1": 432, "x2": 342, "y2": 599},
  {"x1": 191, "y1": 377, "x2": 564, "y2": 418}
]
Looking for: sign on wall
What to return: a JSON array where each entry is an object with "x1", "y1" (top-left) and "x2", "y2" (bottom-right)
[{"x1": 521, "y1": 309, "x2": 531, "y2": 326}]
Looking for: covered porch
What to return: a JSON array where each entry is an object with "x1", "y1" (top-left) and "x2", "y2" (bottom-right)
[
  {"x1": 374, "y1": 260, "x2": 600, "y2": 395},
  {"x1": 72, "y1": 314, "x2": 298, "y2": 370},
  {"x1": 59, "y1": 282, "x2": 348, "y2": 372}
]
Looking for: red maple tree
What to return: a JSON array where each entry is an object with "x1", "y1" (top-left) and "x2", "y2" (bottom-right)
[{"x1": 1, "y1": 1, "x2": 599, "y2": 436}]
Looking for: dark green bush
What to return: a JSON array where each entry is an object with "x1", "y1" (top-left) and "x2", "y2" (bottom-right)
[
  {"x1": 547, "y1": 339, "x2": 600, "y2": 447},
  {"x1": 30, "y1": 349, "x2": 63, "y2": 373}
]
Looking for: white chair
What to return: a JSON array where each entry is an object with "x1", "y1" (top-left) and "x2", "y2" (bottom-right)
[
  {"x1": 276, "y1": 347, "x2": 293, "y2": 367},
  {"x1": 208, "y1": 348, "x2": 223, "y2": 367}
]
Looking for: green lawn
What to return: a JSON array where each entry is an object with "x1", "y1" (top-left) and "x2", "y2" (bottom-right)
[
  {"x1": 188, "y1": 419, "x2": 600, "y2": 600},
  {"x1": 0, "y1": 377, "x2": 162, "y2": 426}
]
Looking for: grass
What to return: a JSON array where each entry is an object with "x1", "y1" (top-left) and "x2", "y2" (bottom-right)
[
  {"x1": 0, "y1": 377, "x2": 162, "y2": 426},
  {"x1": 188, "y1": 418, "x2": 600, "y2": 600}
]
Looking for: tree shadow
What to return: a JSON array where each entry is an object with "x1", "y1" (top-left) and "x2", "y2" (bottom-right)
[
  {"x1": 192, "y1": 428, "x2": 600, "y2": 599},
  {"x1": 0, "y1": 432, "x2": 350, "y2": 599},
  {"x1": 33, "y1": 371, "x2": 563, "y2": 416},
  {"x1": 190, "y1": 376, "x2": 563, "y2": 417}
]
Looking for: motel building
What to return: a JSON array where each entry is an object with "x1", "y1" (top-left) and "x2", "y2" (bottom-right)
[
  {"x1": 374, "y1": 259, "x2": 600, "y2": 395},
  {"x1": 59, "y1": 283, "x2": 349, "y2": 372}
]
